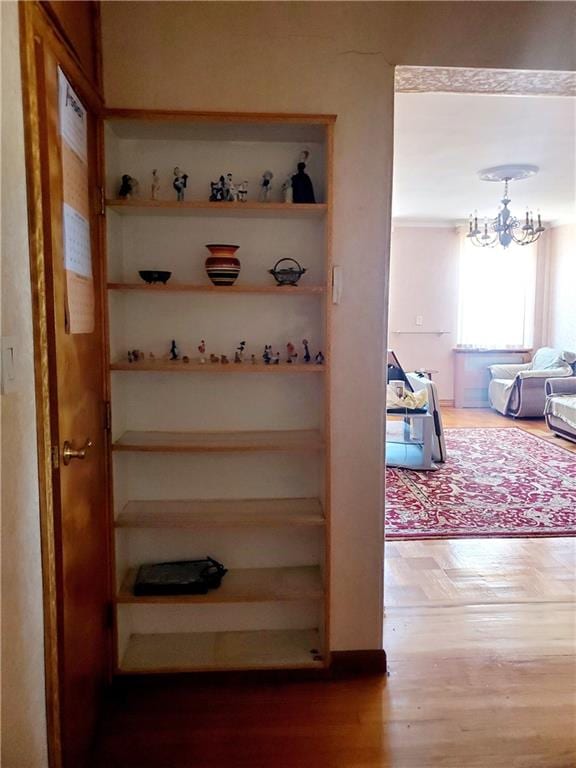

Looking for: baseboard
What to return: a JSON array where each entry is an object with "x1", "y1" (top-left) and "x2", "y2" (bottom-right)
[
  {"x1": 329, "y1": 649, "x2": 387, "y2": 677},
  {"x1": 439, "y1": 399, "x2": 454, "y2": 407}
]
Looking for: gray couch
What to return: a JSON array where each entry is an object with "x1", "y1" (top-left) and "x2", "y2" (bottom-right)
[
  {"x1": 488, "y1": 347, "x2": 575, "y2": 418},
  {"x1": 545, "y1": 377, "x2": 576, "y2": 442}
]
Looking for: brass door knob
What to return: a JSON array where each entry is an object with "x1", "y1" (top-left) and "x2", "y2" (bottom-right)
[{"x1": 62, "y1": 439, "x2": 93, "y2": 466}]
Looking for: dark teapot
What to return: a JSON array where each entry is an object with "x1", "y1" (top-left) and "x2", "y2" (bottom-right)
[{"x1": 268, "y1": 258, "x2": 307, "y2": 286}]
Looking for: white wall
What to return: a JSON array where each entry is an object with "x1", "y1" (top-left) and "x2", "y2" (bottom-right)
[
  {"x1": 1, "y1": 3, "x2": 49, "y2": 767},
  {"x1": 389, "y1": 226, "x2": 459, "y2": 400},
  {"x1": 547, "y1": 223, "x2": 576, "y2": 352}
]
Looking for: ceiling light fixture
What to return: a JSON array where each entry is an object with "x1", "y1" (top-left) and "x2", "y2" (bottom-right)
[{"x1": 467, "y1": 164, "x2": 545, "y2": 248}]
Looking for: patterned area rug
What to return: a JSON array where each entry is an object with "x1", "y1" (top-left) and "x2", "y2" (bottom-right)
[{"x1": 386, "y1": 428, "x2": 576, "y2": 540}]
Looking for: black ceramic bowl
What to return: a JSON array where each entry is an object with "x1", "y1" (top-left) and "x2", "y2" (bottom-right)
[{"x1": 138, "y1": 270, "x2": 172, "y2": 285}]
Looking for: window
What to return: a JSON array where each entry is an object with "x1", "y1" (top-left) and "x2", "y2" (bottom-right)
[{"x1": 457, "y1": 233, "x2": 537, "y2": 348}]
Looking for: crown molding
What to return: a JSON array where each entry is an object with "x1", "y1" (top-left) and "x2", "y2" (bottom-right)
[{"x1": 395, "y1": 66, "x2": 576, "y2": 97}]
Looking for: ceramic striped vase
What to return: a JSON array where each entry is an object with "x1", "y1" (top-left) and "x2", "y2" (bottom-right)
[{"x1": 204, "y1": 244, "x2": 241, "y2": 286}]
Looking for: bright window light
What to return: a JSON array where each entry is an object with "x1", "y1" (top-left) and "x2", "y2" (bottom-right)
[{"x1": 457, "y1": 235, "x2": 537, "y2": 348}]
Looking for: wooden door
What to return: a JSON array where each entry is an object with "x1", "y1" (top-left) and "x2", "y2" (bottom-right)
[{"x1": 20, "y1": 6, "x2": 111, "y2": 767}]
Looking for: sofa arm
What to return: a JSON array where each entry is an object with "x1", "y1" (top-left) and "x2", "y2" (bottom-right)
[
  {"x1": 489, "y1": 362, "x2": 530, "y2": 379},
  {"x1": 517, "y1": 366, "x2": 572, "y2": 380},
  {"x1": 546, "y1": 377, "x2": 576, "y2": 396}
]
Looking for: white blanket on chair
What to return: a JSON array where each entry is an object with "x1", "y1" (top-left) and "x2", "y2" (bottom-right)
[{"x1": 545, "y1": 394, "x2": 576, "y2": 429}]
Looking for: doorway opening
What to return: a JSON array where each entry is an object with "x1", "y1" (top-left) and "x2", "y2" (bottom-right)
[{"x1": 384, "y1": 64, "x2": 576, "y2": 607}]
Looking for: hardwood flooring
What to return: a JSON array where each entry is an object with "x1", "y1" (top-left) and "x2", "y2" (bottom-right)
[{"x1": 93, "y1": 408, "x2": 576, "y2": 768}]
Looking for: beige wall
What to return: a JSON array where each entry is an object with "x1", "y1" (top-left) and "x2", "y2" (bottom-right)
[
  {"x1": 389, "y1": 226, "x2": 459, "y2": 400},
  {"x1": 1, "y1": 2, "x2": 48, "y2": 767},
  {"x1": 101, "y1": 0, "x2": 576, "y2": 652},
  {"x1": 547, "y1": 224, "x2": 576, "y2": 352}
]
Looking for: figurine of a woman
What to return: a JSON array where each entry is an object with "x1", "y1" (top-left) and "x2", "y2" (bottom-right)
[
  {"x1": 151, "y1": 169, "x2": 160, "y2": 200},
  {"x1": 259, "y1": 171, "x2": 274, "y2": 202},
  {"x1": 224, "y1": 173, "x2": 237, "y2": 202},
  {"x1": 173, "y1": 167, "x2": 188, "y2": 201},
  {"x1": 281, "y1": 174, "x2": 293, "y2": 203},
  {"x1": 291, "y1": 162, "x2": 315, "y2": 204}
]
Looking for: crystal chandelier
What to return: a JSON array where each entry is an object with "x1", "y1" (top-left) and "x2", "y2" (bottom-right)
[{"x1": 467, "y1": 165, "x2": 545, "y2": 249}]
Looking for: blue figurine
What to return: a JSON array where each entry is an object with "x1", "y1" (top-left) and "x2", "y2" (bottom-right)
[
  {"x1": 169, "y1": 340, "x2": 180, "y2": 360},
  {"x1": 173, "y1": 167, "x2": 188, "y2": 201},
  {"x1": 315, "y1": 351, "x2": 324, "y2": 365},
  {"x1": 302, "y1": 339, "x2": 311, "y2": 363}
]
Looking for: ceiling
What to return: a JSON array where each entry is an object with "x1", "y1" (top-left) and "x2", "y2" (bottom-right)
[{"x1": 392, "y1": 92, "x2": 576, "y2": 226}]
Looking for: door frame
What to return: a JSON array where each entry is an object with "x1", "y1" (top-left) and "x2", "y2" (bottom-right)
[{"x1": 19, "y1": 4, "x2": 108, "y2": 767}]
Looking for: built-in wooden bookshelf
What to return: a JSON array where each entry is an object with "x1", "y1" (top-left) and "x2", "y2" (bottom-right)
[{"x1": 105, "y1": 109, "x2": 334, "y2": 674}]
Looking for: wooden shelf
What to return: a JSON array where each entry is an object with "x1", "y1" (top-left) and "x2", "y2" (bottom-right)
[
  {"x1": 111, "y1": 360, "x2": 325, "y2": 374},
  {"x1": 112, "y1": 429, "x2": 324, "y2": 453},
  {"x1": 117, "y1": 566, "x2": 323, "y2": 605},
  {"x1": 119, "y1": 629, "x2": 323, "y2": 673},
  {"x1": 115, "y1": 497, "x2": 324, "y2": 528},
  {"x1": 107, "y1": 282, "x2": 325, "y2": 295},
  {"x1": 106, "y1": 199, "x2": 327, "y2": 217}
]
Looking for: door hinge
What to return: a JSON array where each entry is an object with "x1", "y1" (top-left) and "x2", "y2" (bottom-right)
[
  {"x1": 51, "y1": 444, "x2": 60, "y2": 470},
  {"x1": 104, "y1": 400, "x2": 112, "y2": 431},
  {"x1": 98, "y1": 186, "x2": 105, "y2": 216}
]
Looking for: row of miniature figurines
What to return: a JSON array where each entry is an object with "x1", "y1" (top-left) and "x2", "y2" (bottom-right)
[
  {"x1": 126, "y1": 339, "x2": 325, "y2": 365},
  {"x1": 118, "y1": 149, "x2": 316, "y2": 204}
]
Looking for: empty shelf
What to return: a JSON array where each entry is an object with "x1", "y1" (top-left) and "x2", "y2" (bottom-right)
[
  {"x1": 112, "y1": 430, "x2": 324, "y2": 453},
  {"x1": 119, "y1": 629, "x2": 323, "y2": 673},
  {"x1": 115, "y1": 497, "x2": 325, "y2": 528}
]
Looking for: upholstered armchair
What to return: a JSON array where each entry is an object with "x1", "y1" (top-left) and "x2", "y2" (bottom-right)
[
  {"x1": 488, "y1": 347, "x2": 575, "y2": 418},
  {"x1": 545, "y1": 377, "x2": 576, "y2": 442}
]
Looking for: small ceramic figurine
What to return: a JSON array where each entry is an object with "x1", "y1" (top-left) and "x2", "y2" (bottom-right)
[
  {"x1": 234, "y1": 340, "x2": 246, "y2": 363},
  {"x1": 251, "y1": 354, "x2": 257, "y2": 365},
  {"x1": 281, "y1": 174, "x2": 293, "y2": 203},
  {"x1": 119, "y1": 174, "x2": 138, "y2": 199},
  {"x1": 210, "y1": 354, "x2": 220, "y2": 363},
  {"x1": 149, "y1": 352, "x2": 155, "y2": 360},
  {"x1": 291, "y1": 149, "x2": 315, "y2": 204},
  {"x1": 273, "y1": 352, "x2": 280, "y2": 365},
  {"x1": 127, "y1": 350, "x2": 134, "y2": 363},
  {"x1": 182, "y1": 355, "x2": 190, "y2": 364},
  {"x1": 286, "y1": 342, "x2": 298, "y2": 364},
  {"x1": 263, "y1": 345, "x2": 272, "y2": 365},
  {"x1": 237, "y1": 181, "x2": 248, "y2": 202},
  {"x1": 132, "y1": 349, "x2": 142, "y2": 362},
  {"x1": 224, "y1": 173, "x2": 237, "y2": 202},
  {"x1": 210, "y1": 175, "x2": 227, "y2": 201},
  {"x1": 173, "y1": 167, "x2": 188, "y2": 201},
  {"x1": 151, "y1": 169, "x2": 160, "y2": 200},
  {"x1": 302, "y1": 339, "x2": 311, "y2": 363},
  {"x1": 198, "y1": 340, "x2": 206, "y2": 363},
  {"x1": 169, "y1": 340, "x2": 180, "y2": 360},
  {"x1": 220, "y1": 355, "x2": 229, "y2": 364},
  {"x1": 259, "y1": 170, "x2": 274, "y2": 202},
  {"x1": 315, "y1": 351, "x2": 325, "y2": 365}
]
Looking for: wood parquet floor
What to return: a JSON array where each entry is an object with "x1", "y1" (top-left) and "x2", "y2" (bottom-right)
[{"x1": 93, "y1": 409, "x2": 576, "y2": 768}]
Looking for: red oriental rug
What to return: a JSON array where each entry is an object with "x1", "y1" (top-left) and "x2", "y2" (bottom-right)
[{"x1": 385, "y1": 428, "x2": 576, "y2": 540}]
